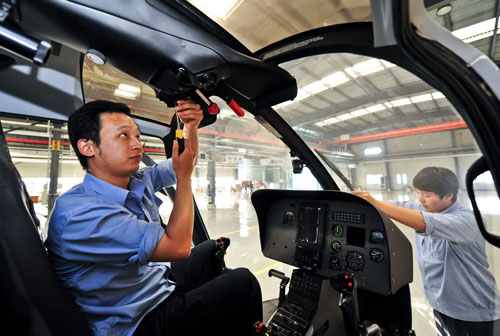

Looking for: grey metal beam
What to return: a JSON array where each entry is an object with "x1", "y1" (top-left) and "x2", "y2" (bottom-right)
[{"x1": 47, "y1": 122, "x2": 63, "y2": 213}]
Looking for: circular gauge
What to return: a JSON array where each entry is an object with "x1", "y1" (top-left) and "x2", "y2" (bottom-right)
[
  {"x1": 332, "y1": 224, "x2": 343, "y2": 237},
  {"x1": 329, "y1": 256, "x2": 341, "y2": 270},
  {"x1": 370, "y1": 248, "x2": 385, "y2": 263},
  {"x1": 346, "y1": 251, "x2": 365, "y2": 271},
  {"x1": 331, "y1": 240, "x2": 342, "y2": 252}
]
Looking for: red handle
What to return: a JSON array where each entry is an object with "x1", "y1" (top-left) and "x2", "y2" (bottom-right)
[{"x1": 227, "y1": 99, "x2": 245, "y2": 117}]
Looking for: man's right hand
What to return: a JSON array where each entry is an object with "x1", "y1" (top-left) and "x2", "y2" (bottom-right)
[{"x1": 172, "y1": 138, "x2": 195, "y2": 182}]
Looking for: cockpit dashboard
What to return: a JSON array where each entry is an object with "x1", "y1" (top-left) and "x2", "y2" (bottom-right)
[{"x1": 252, "y1": 189, "x2": 413, "y2": 296}]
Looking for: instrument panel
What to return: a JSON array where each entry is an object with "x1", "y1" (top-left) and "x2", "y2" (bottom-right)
[{"x1": 252, "y1": 190, "x2": 412, "y2": 295}]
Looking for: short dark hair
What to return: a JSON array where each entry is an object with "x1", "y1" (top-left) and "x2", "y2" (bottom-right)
[
  {"x1": 413, "y1": 167, "x2": 459, "y2": 203},
  {"x1": 68, "y1": 100, "x2": 131, "y2": 169}
]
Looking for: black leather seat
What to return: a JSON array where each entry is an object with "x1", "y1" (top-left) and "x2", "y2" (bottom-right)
[{"x1": 0, "y1": 121, "x2": 92, "y2": 335}]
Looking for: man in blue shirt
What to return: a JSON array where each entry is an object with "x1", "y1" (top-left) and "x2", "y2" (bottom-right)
[
  {"x1": 353, "y1": 167, "x2": 500, "y2": 336},
  {"x1": 45, "y1": 100, "x2": 262, "y2": 335}
]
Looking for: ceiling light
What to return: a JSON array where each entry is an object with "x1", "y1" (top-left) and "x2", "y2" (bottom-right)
[
  {"x1": 351, "y1": 108, "x2": 369, "y2": 117},
  {"x1": 114, "y1": 89, "x2": 137, "y2": 98},
  {"x1": 366, "y1": 104, "x2": 386, "y2": 113},
  {"x1": 452, "y1": 18, "x2": 500, "y2": 43},
  {"x1": 343, "y1": 67, "x2": 358, "y2": 78},
  {"x1": 295, "y1": 89, "x2": 310, "y2": 101},
  {"x1": 337, "y1": 113, "x2": 353, "y2": 121},
  {"x1": 436, "y1": 4, "x2": 453, "y2": 16},
  {"x1": 380, "y1": 60, "x2": 396, "y2": 68},
  {"x1": 316, "y1": 117, "x2": 341, "y2": 127},
  {"x1": 410, "y1": 93, "x2": 433, "y2": 103},
  {"x1": 302, "y1": 81, "x2": 328, "y2": 94},
  {"x1": 364, "y1": 147, "x2": 382, "y2": 155},
  {"x1": 432, "y1": 92, "x2": 445, "y2": 99},
  {"x1": 321, "y1": 71, "x2": 349, "y2": 87},
  {"x1": 352, "y1": 59, "x2": 384, "y2": 76},
  {"x1": 118, "y1": 83, "x2": 141, "y2": 93},
  {"x1": 390, "y1": 98, "x2": 412, "y2": 107}
]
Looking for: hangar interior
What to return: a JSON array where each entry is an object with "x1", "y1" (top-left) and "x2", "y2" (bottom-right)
[{"x1": 2, "y1": 0, "x2": 500, "y2": 334}]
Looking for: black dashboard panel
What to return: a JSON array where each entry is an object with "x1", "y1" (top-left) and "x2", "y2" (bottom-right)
[{"x1": 252, "y1": 189, "x2": 413, "y2": 296}]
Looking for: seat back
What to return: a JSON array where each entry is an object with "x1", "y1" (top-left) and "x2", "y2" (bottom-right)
[{"x1": 0, "y1": 122, "x2": 92, "y2": 335}]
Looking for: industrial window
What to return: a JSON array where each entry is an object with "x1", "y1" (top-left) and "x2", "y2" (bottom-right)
[
  {"x1": 366, "y1": 174, "x2": 383, "y2": 185},
  {"x1": 396, "y1": 173, "x2": 408, "y2": 185}
]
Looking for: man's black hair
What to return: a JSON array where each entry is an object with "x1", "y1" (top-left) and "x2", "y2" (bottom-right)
[
  {"x1": 68, "y1": 100, "x2": 131, "y2": 170},
  {"x1": 413, "y1": 167, "x2": 459, "y2": 203}
]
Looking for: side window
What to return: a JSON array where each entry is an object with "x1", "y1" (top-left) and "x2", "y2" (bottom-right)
[{"x1": 0, "y1": 117, "x2": 83, "y2": 237}]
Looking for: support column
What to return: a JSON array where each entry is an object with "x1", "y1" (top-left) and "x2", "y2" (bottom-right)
[
  {"x1": 207, "y1": 157, "x2": 216, "y2": 205},
  {"x1": 47, "y1": 122, "x2": 63, "y2": 213}
]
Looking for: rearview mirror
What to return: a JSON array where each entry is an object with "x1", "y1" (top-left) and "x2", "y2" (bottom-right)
[{"x1": 466, "y1": 156, "x2": 500, "y2": 248}]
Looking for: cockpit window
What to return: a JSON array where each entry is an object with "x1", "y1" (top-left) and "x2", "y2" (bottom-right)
[{"x1": 82, "y1": 59, "x2": 175, "y2": 124}]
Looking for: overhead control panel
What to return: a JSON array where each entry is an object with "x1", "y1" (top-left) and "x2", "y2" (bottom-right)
[{"x1": 252, "y1": 189, "x2": 413, "y2": 296}]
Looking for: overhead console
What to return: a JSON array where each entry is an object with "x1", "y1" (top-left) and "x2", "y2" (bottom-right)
[{"x1": 9, "y1": 0, "x2": 296, "y2": 113}]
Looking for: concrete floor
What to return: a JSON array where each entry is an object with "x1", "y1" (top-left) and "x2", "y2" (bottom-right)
[{"x1": 194, "y1": 189, "x2": 500, "y2": 335}]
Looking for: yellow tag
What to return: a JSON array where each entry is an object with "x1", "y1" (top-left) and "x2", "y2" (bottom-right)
[{"x1": 176, "y1": 129, "x2": 184, "y2": 139}]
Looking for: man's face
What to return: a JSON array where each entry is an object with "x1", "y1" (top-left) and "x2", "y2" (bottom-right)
[
  {"x1": 90, "y1": 112, "x2": 143, "y2": 179},
  {"x1": 416, "y1": 189, "x2": 453, "y2": 213}
]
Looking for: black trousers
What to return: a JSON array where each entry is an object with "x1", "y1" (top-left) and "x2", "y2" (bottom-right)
[
  {"x1": 134, "y1": 240, "x2": 263, "y2": 336},
  {"x1": 434, "y1": 310, "x2": 500, "y2": 336}
]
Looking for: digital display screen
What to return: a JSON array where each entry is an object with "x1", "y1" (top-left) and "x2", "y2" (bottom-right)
[
  {"x1": 298, "y1": 205, "x2": 321, "y2": 244},
  {"x1": 347, "y1": 226, "x2": 366, "y2": 247}
]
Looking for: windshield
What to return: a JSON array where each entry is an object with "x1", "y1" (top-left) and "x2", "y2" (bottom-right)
[{"x1": 275, "y1": 50, "x2": 499, "y2": 334}]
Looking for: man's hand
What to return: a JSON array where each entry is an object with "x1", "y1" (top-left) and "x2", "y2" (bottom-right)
[
  {"x1": 175, "y1": 100, "x2": 203, "y2": 166},
  {"x1": 172, "y1": 138, "x2": 195, "y2": 182},
  {"x1": 352, "y1": 190, "x2": 379, "y2": 207},
  {"x1": 175, "y1": 100, "x2": 203, "y2": 130}
]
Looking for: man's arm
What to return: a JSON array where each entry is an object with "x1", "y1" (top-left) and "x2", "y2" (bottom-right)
[
  {"x1": 149, "y1": 101, "x2": 203, "y2": 261},
  {"x1": 150, "y1": 138, "x2": 196, "y2": 261},
  {"x1": 352, "y1": 190, "x2": 426, "y2": 232}
]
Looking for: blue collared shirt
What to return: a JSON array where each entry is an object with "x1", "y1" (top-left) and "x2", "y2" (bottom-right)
[
  {"x1": 391, "y1": 199, "x2": 500, "y2": 321},
  {"x1": 46, "y1": 159, "x2": 177, "y2": 336}
]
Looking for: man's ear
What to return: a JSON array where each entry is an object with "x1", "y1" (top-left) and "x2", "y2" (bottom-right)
[
  {"x1": 77, "y1": 139, "x2": 96, "y2": 158},
  {"x1": 443, "y1": 193, "x2": 453, "y2": 203}
]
